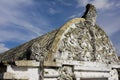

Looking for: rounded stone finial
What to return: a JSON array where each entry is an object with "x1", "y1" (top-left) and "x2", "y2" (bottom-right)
[{"x1": 82, "y1": 4, "x2": 97, "y2": 26}]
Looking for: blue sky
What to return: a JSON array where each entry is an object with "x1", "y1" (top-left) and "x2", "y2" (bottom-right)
[{"x1": 0, "y1": 0, "x2": 120, "y2": 56}]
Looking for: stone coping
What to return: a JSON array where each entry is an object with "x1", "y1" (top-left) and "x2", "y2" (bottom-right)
[
  {"x1": 1, "y1": 60, "x2": 120, "y2": 68},
  {"x1": 44, "y1": 61, "x2": 62, "y2": 67},
  {"x1": 111, "y1": 65, "x2": 120, "y2": 68},
  {"x1": 3, "y1": 72, "x2": 29, "y2": 80},
  {"x1": 15, "y1": 60, "x2": 40, "y2": 67},
  {"x1": 0, "y1": 60, "x2": 40, "y2": 67},
  {"x1": 74, "y1": 72, "x2": 109, "y2": 78},
  {"x1": 74, "y1": 65, "x2": 110, "y2": 72},
  {"x1": 56, "y1": 60, "x2": 110, "y2": 66}
]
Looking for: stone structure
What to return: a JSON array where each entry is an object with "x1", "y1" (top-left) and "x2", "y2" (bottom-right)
[{"x1": 0, "y1": 4, "x2": 120, "y2": 80}]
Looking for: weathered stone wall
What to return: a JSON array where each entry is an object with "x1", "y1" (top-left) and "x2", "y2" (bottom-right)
[
  {"x1": 54, "y1": 21, "x2": 118, "y2": 64},
  {"x1": 0, "y1": 3, "x2": 120, "y2": 80},
  {"x1": 0, "y1": 60, "x2": 40, "y2": 80},
  {"x1": 44, "y1": 60, "x2": 119, "y2": 80},
  {"x1": 1, "y1": 60, "x2": 120, "y2": 80}
]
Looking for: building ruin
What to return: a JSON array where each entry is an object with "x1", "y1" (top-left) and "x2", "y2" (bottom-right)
[{"x1": 0, "y1": 4, "x2": 120, "y2": 80}]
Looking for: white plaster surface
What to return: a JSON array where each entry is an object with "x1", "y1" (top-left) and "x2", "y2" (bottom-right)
[
  {"x1": 44, "y1": 68, "x2": 59, "y2": 77},
  {"x1": 6, "y1": 65, "x2": 39, "y2": 80},
  {"x1": 74, "y1": 71, "x2": 109, "y2": 78}
]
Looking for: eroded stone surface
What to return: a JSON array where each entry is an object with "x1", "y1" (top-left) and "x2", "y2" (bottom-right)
[
  {"x1": 0, "y1": 3, "x2": 120, "y2": 80},
  {"x1": 0, "y1": 4, "x2": 118, "y2": 64},
  {"x1": 54, "y1": 19, "x2": 118, "y2": 64},
  {"x1": 82, "y1": 4, "x2": 97, "y2": 26},
  {"x1": 58, "y1": 66, "x2": 75, "y2": 80},
  {"x1": 15, "y1": 60, "x2": 40, "y2": 67}
]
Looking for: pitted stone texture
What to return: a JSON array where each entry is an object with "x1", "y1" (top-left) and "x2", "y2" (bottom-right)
[
  {"x1": 82, "y1": 4, "x2": 97, "y2": 26},
  {"x1": 54, "y1": 20, "x2": 118, "y2": 64},
  {"x1": 109, "y1": 69, "x2": 119, "y2": 80},
  {"x1": 58, "y1": 66, "x2": 75, "y2": 80}
]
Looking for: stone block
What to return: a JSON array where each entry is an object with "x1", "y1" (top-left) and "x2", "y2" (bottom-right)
[
  {"x1": 44, "y1": 68, "x2": 59, "y2": 78},
  {"x1": 15, "y1": 60, "x2": 40, "y2": 67},
  {"x1": 3, "y1": 72, "x2": 29, "y2": 79}
]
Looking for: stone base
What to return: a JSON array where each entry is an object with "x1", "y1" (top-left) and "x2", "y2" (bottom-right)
[{"x1": 0, "y1": 60, "x2": 120, "y2": 80}]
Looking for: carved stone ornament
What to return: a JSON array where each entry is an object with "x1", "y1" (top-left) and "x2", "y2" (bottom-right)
[
  {"x1": 54, "y1": 4, "x2": 119, "y2": 64},
  {"x1": 58, "y1": 66, "x2": 75, "y2": 80}
]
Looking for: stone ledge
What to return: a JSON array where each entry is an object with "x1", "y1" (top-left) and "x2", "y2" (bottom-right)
[
  {"x1": 74, "y1": 71, "x2": 109, "y2": 78},
  {"x1": 44, "y1": 78, "x2": 58, "y2": 80},
  {"x1": 3, "y1": 72, "x2": 29, "y2": 80},
  {"x1": 111, "y1": 65, "x2": 120, "y2": 69},
  {"x1": 44, "y1": 61, "x2": 62, "y2": 67},
  {"x1": 56, "y1": 60, "x2": 110, "y2": 67},
  {"x1": 15, "y1": 60, "x2": 40, "y2": 67},
  {"x1": 74, "y1": 65, "x2": 110, "y2": 72},
  {"x1": 44, "y1": 68, "x2": 59, "y2": 78}
]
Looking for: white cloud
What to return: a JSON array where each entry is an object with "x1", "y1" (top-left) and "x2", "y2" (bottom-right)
[
  {"x1": 116, "y1": 3, "x2": 120, "y2": 8},
  {"x1": 77, "y1": 0, "x2": 89, "y2": 7},
  {"x1": 0, "y1": 0, "x2": 50, "y2": 42},
  {"x1": 103, "y1": 21, "x2": 120, "y2": 37},
  {"x1": 57, "y1": 0, "x2": 72, "y2": 6},
  {"x1": 97, "y1": 13, "x2": 120, "y2": 37},
  {"x1": 67, "y1": 13, "x2": 81, "y2": 20},
  {"x1": 68, "y1": 14, "x2": 77, "y2": 19},
  {"x1": 114, "y1": 43, "x2": 120, "y2": 56},
  {"x1": 0, "y1": 43, "x2": 9, "y2": 53},
  {"x1": 76, "y1": 0, "x2": 114, "y2": 9},
  {"x1": 92, "y1": 0, "x2": 114, "y2": 9},
  {"x1": 0, "y1": 29, "x2": 36, "y2": 42},
  {"x1": 48, "y1": 8, "x2": 60, "y2": 15},
  {"x1": 76, "y1": 0, "x2": 120, "y2": 36}
]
